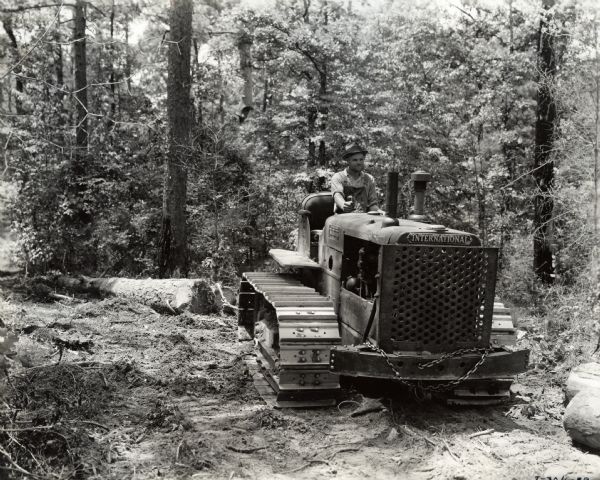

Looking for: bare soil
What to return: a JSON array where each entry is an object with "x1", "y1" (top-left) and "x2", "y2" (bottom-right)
[{"x1": 1, "y1": 275, "x2": 600, "y2": 480}]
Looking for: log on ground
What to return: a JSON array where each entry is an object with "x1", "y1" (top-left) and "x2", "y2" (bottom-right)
[
  {"x1": 564, "y1": 391, "x2": 600, "y2": 450},
  {"x1": 56, "y1": 276, "x2": 218, "y2": 314},
  {"x1": 566, "y1": 362, "x2": 600, "y2": 402}
]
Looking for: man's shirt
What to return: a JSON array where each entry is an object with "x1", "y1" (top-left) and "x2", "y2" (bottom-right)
[{"x1": 330, "y1": 168, "x2": 378, "y2": 213}]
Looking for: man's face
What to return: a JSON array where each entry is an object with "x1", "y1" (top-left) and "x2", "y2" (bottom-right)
[{"x1": 346, "y1": 153, "x2": 365, "y2": 173}]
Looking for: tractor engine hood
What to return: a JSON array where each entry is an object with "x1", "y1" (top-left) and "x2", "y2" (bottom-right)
[{"x1": 323, "y1": 213, "x2": 480, "y2": 247}]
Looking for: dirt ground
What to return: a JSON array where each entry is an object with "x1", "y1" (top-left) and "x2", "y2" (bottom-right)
[{"x1": 1, "y1": 276, "x2": 600, "y2": 480}]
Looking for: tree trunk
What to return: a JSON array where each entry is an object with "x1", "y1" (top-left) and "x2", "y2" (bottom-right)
[
  {"x1": 262, "y1": 61, "x2": 272, "y2": 113},
  {"x1": 67, "y1": 0, "x2": 92, "y2": 237},
  {"x1": 108, "y1": 0, "x2": 116, "y2": 123},
  {"x1": 594, "y1": 21, "x2": 599, "y2": 235},
  {"x1": 499, "y1": 0, "x2": 514, "y2": 265},
  {"x1": 533, "y1": 0, "x2": 557, "y2": 284},
  {"x1": 74, "y1": 0, "x2": 88, "y2": 154},
  {"x1": 124, "y1": 13, "x2": 131, "y2": 92},
  {"x1": 54, "y1": 7, "x2": 63, "y2": 87},
  {"x1": 217, "y1": 53, "x2": 225, "y2": 125},
  {"x1": 192, "y1": 38, "x2": 204, "y2": 127},
  {"x1": 317, "y1": 65, "x2": 328, "y2": 166},
  {"x1": 302, "y1": 0, "x2": 310, "y2": 23},
  {"x1": 474, "y1": 124, "x2": 487, "y2": 245},
  {"x1": 307, "y1": 105, "x2": 317, "y2": 165},
  {"x1": 316, "y1": 8, "x2": 328, "y2": 166},
  {"x1": 2, "y1": 17, "x2": 24, "y2": 114},
  {"x1": 238, "y1": 32, "x2": 253, "y2": 123},
  {"x1": 159, "y1": 0, "x2": 193, "y2": 278}
]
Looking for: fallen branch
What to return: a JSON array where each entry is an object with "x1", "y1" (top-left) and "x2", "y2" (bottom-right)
[
  {"x1": 279, "y1": 459, "x2": 329, "y2": 474},
  {"x1": 175, "y1": 440, "x2": 184, "y2": 462},
  {"x1": 1, "y1": 425, "x2": 55, "y2": 432},
  {"x1": 68, "y1": 420, "x2": 109, "y2": 431},
  {"x1": 99, "y1": 371, "x2": 108, "y2": 388},
  {"x1": 135, "y1": 429, "x2": 147, "y2": 444},
  {"x1": 226, "y1": 445, "x2": 266, "y2": 454},
  {"x1": 4, "y1": 430, "x2": 44, "y2": 472},
  {"x1": 402, "y1": 425, "x2": 437, "y2": 447},
  {"x1": 164, "y1": 298, "x2": 178, "y2": 315},
  {"x1": 327, "y1": 447, "x2": 360, "y2": 460},
  {"x1": 472, "y1": 440, "x2": 504, "y2": 461},
  {"x1": 468, "y1": 428, "x2": 495, "y2": 438},
  {"x1": 0, "y1": 466, "x2": 43, "y2": 478},
  {"x1": 442, "y1": 438, "x2": 460, "y2": 463},
  {"x1": 0, "y1": 444, "x2": 41, "y2": 479},
  {"x1": 213, "y1": 282, "x2": 238, "y2": 315},
  {"x1": 337, "y1": 399, "x2": 361, "y2": 414},
  {"x1": 322, "y1": 441, "x2": 364, "y2": 449},
  {"x1": 52, "y1": 337, "x2": 93, "y2": 353},
  {"x1": 350, "y1": 398, "x2": 384, "y2": 417},
  {"x1": 48, "y1": 292, "x2": 83, "y2": 303},
  {"x1": 23, "y1": 360, "x2": 112, "y2": 370}
]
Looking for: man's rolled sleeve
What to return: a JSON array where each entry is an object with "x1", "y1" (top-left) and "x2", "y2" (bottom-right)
[{"x1": 330, "y1": 173, "x2": 345, "y2": 199}]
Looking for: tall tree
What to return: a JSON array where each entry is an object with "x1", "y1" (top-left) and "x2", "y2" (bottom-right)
[
  {"x1": 108, "y1": 0, "x2": 117, "y2": 123},
  {"x1": 238, "y1": 30, "x2": 253, "y2": 122},
  {"x1": 533, "y1": 0, "x2": 558, "y2": 284},
  {"x1": 53, "y1": 6, "x2": 63, "y2": 88},
  {"x1": 73, "y1": 0, "x2": 88, "y2": 156},
  {"x1": 593, "y1": 20, "x2": 600, "y2": 235},
  {"x1": 159, "y1": 0, "x2": 193, "y2": 278},
  {"x1": 67, "y1": 0, "x2": 93, "y2": 238},
  {"x1": 2, "y1": 16, "x2": 24, "y2": 114}
]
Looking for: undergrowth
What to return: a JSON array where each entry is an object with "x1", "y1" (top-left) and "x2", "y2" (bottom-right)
[
  {"x1": 500, "y1": 243, "x2": 600, "y2": 380},
  {"x1": 0, "y1": 361, "x2": 146, "y2": 479}
]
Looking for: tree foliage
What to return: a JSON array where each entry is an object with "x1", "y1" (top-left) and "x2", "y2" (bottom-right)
[{"x1": 0, "y1": 0, "x2": 597, "y2": 298}]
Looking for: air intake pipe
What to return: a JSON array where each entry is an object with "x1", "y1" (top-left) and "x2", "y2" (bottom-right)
[{"x1": 408, "y1": 170, "x2": 431, "y2": 222}]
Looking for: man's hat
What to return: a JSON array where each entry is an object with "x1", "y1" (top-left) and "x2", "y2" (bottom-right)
[{"x1": 342, "y1": 142, "x2": 368, "y2": 159}]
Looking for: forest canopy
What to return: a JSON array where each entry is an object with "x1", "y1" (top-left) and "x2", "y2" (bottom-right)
[{"x1": 0, "y1": 0, "x2": 598, "y2": 305}]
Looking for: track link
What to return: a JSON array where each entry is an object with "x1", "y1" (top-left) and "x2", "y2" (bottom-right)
[{"x1": 239, "y1": 272, "x2": 341, "y2": 407}]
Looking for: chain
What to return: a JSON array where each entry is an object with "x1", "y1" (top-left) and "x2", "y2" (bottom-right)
[{"x1": 360, "y1": 341, "x2": 492, "y2": 394}]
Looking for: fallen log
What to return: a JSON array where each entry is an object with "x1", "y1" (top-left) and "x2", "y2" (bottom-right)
[
  {"x1": 564, "y1": 390, "x2": 600, "y2": 450},
  {"x1": 566, "y1": 362, "x2": 600, "y2": 402},
  {"x1": 55, "y1": 276, "x2": 219, "y2": 315}
]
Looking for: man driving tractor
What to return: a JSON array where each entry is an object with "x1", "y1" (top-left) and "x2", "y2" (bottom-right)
[{"x1": 330, "y1": 143, "x2": 381, "y2": 214}]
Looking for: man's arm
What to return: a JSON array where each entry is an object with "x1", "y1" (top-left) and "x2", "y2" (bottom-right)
[
  {"x1": 333, "y1": 192, "x2": 347, "y2": 212},
  {"x1": 331, "y1": 173, "x2": 354, "y2": 213}
]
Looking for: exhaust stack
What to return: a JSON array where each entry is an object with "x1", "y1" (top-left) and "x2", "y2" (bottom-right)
[
  {"x1": 409, "y1": 170, "x2": 431, "y2": 222},
  {"x1": 385, "y1": 171, "x2": 399, "y2": 218}
]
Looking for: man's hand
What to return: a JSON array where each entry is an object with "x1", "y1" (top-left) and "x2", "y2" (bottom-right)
[
  {"x1": 333, "y1": 193, "x2": 354, "y2": 213},
  {"x1": 342, "y1": 200, "x2": 355, "y2": 213}
]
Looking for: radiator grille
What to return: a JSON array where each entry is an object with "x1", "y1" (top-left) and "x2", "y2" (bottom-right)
[{"x1": 379, "y1": 245, "x2": 496, "y2": 352}]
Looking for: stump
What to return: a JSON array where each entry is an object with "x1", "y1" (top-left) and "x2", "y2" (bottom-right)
[
  {"x1": 566, "y1": 362, "x2": 600, "y2": 402},
  {"x1": 564, "y1": 391, "x2": 600, "y2": 450}
]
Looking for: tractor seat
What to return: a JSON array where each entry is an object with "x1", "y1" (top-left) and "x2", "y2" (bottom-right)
[{"x1": 300, "y1": 191, "x2": 335, "y2": 230}]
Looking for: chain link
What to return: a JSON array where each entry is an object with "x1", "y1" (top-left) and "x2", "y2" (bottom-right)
[{"x1": 360, "y1": 341, "x2": 492, "y2": 394}]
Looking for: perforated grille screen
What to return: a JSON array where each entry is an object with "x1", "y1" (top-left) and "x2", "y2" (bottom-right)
[{"x1": 378, "y1": 245, "x2": 497, "y2": 352}]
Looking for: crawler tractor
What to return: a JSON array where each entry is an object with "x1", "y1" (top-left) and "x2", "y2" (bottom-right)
[{"x1": 238, "y1": 171, "x2": 529, "y2": 407}]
